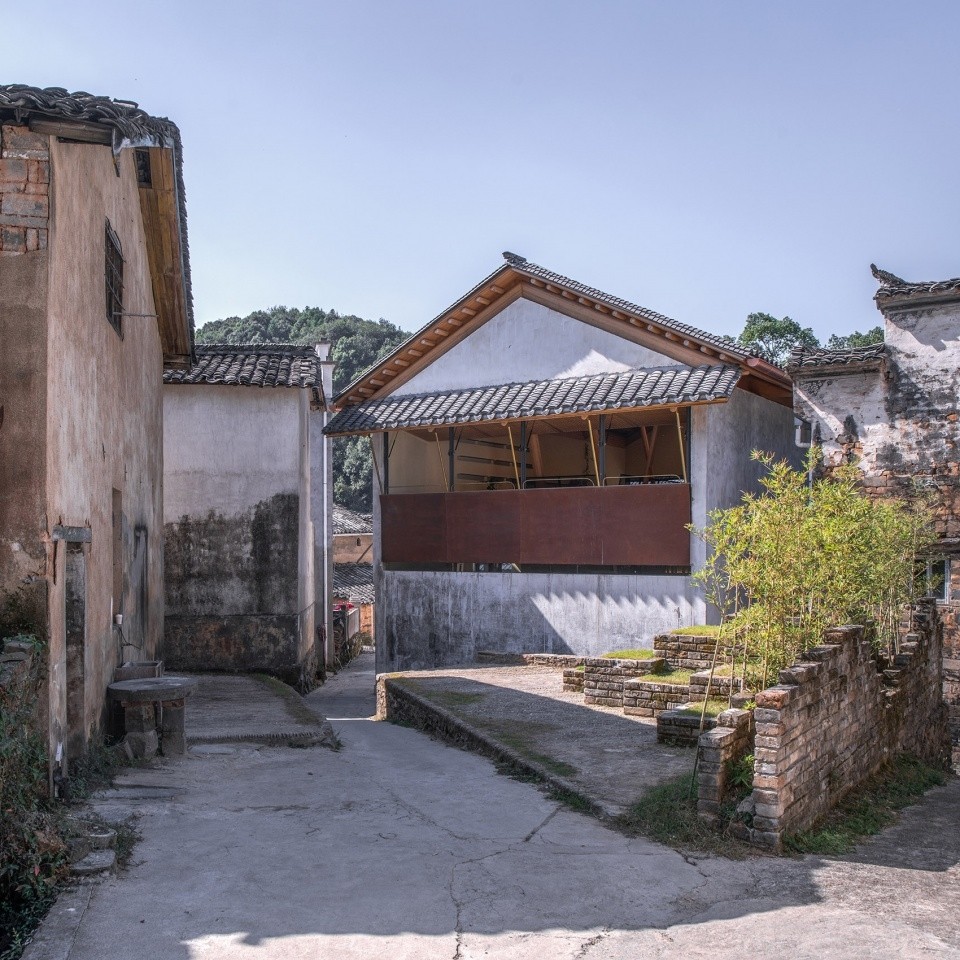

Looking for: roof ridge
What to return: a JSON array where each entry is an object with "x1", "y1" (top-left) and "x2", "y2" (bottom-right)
[{"x1": 195, "y1": 342, "x2": 317, "y2": 354}]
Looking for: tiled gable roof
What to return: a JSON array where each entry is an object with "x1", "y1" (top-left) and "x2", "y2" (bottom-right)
[
  {"x1": 501, "y1": 253, "x2": 753, "y2": 360},
  {"x1": 333, "y1": 564, "x2": 375, "y2": 605},
  {"x1": 163, "y1": 344, "x2": 321, "y2": 388},
  {"x1": 871, "y1": 263, "x2": 960, "y2": 305},
  {"x1": 786, "y1": 343, "x2": 887, "y2": 373},
  {"x1": 334, "y1": 252, "x2": 778, "y2": 407},
  {"x1": 0, "y1": 84, "x2": 194, "y2": 343},
  {"x1": 324, "y1": 364, "x2": 740, "y2": 436},
  {"x1": 333, "y1": 506, "x2": 372, "y2": 535}
]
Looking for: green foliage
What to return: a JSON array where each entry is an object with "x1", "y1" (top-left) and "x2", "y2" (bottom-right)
[
  {"x1": 737, "y1": 312, "x2": 819, "y2": 366},
  {"x1": 0, "y1": 638, "x2": 68, "y2": 959},
  {"x1": 197, "y1": 305, "x2": 409, "y2": 512},
  {"x1": 728, "y1": 752, "x2": 755, "y2": 793},
  {"x1": 616, "y1": 773, "x2": 750, "y2": 857},
  {"x1": 826, "y1": 326, "x2": 884, "y2": 350},
  {"x1": 676, "y1": 698, "x2": 729, "y2": 718},
  {"x1": 692, "y1": 452, "x2": 937, "y2": 690},
  {"x1": 671, "y1": 625, "x2": 721, "y2": 636},
  {"x1": 784, "y1": 754, "x2": 946, "y2": 855}
]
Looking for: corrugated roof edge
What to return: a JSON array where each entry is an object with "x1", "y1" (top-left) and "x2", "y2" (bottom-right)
[{"x1": 334, "y1": 252, "x2": 762, "y2": 406}]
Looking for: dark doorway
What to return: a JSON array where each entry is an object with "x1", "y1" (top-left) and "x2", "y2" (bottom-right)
[{"x1": 65, "y1": 542, "x2": 87, "y2": 762}]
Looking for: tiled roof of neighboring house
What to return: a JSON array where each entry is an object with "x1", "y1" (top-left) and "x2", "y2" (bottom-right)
[
  {"x1": 333, "y1": 506, "x2": 372, "y2": 536},
  {"x1": 871, "y1": 263, "x2": 960, "y2": 305},
  {"x1": 0, "y1": 84, "x2": 194, "y2": 343},
  {"x1": 333, "y1": 564, "x2": 375, "y2": 605},
  {"x1": 163, "y1": 344, "x2": 322, "y2": 388},
  {"x1": 786, "y1": 343, "x2": 887, "y2": 373},
  {"x1": 325, "y1": 364, "x2": 740, "y2": 436}
]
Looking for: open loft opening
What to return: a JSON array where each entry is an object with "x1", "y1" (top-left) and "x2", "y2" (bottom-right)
[{"x1": 378, "y1": 407, "x2": 690, "y2": 495}]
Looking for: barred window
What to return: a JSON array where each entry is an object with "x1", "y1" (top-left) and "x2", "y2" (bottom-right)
[{"x1": 104, "y1": 220, "x2": 123, "y2": 337}]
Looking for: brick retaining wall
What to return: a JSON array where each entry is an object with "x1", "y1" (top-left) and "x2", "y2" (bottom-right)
[
  {"x1": 695, "y1": 708, "x2": 754, "y2": 816},
  {"x1": 583, "y1": 658, "x2": 665, "y2": 707},
  {"x1": 653, "y1": 633, "x2": 718, "y2": 670},
  {"x1": 622, "y1": 679, "x2": 689, "y2": 717},
  {"x1": 720, "y1": 601, "x2": 949, "y2": 850}
]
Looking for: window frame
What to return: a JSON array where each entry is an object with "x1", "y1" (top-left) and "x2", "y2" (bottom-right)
[{"x1": 104, "y1": 219, "x2": 124, "y2": 338}]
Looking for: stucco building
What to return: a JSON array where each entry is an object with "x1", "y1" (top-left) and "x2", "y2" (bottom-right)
[
  {"x1": 789, "y1": 264, "x2": 960, "y2": 759},
  {"x1": 325, "y1": 252, "x2": 800, "y2": 672},
  {"x1": 162, "y1": 343, "x2": 335, "y2": 689},
  {"x1": 0, "y1": 85, "x2": 193, "y2": 774}
]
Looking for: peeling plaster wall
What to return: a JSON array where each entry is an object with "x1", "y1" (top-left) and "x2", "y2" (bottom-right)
[
  {"x1": 163, "y1": 385, "x2": 317, "y2": 687},
  {"x1": 792, "y1": 297, "x2": 960, "y2": 760},
  {"x1": 44, "y1": 139, "x2": 165, "y2": 764},
  {"x1": 393, "y1": 297, "x2": 682, "y2": 397}
]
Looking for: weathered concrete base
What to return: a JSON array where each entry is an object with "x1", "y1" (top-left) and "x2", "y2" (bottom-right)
[{"x1": 164, "y1": 614, "x2": 317, "y2": 691}]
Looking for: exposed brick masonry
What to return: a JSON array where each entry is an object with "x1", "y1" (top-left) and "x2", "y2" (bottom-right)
[
  {"x1": 0, "y1": 125, "x2": 49, "y2": 255},
  {"x1": 706, "y1": 601, "x2": 949, "y2": 851}
]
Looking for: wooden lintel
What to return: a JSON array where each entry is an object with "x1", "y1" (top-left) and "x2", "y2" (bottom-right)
[{"x1": 30, "y1": 118, "x2": 112, "y2": 144}]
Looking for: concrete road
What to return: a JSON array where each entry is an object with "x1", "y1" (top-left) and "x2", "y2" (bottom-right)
[{"x1": 28, "y1": 653, "x2": 960, "y2": 959}]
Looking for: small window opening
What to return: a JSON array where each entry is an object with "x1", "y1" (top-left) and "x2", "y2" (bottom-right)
[
  {"x1": 926, "y1": 557, "x2": 949, "y2": 602},
  {"x1": 134, "y1": 148, "x2": 152, "y2": 187},
  {"x1": 104, "y1": 220, "x2": 124, "y2": 337}
]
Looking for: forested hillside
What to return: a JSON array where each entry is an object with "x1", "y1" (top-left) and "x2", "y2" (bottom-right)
[{"x1": 197, "y1": 306, "x2": 409, "y2": 511}]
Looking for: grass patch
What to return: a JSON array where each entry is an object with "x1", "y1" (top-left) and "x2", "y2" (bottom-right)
[
  {"x1": 476, "y1": 720, "x2": 578, "y2": 778},
  {"x1": 671, "y1": 625, "x2": 722, "y2": 636},
  {"x1": 602, "y1": 649, "x2": 658, "y2": 660},
  {"x1": 784, "y1": 754, "x2": 948, "y2": 855},
  {"x1": 647, "y1": 668, "x2": 696, "y2": 686},
  {"x1": 675, "y1": 699, "x2": 729, "y2": 718},
  {"x1": 427, "y1": 690, "x2": 488, "y2": 709},
  {"x1": 253, "y1": 674, "x2": 321, "y2": 727},
  {"x1": 615, "y1": 772, "x2": 750, "y2": 858}
]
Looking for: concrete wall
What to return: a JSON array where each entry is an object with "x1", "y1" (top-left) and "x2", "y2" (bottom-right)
[
  {"x1": 393, "y1": 297, "x2": 682, "y2": 397},
  {"x1": 333, "y1": 533, "x2": 373, "y2": 564},
  {"x1": 375, "y1": 564, "x2": 704, "y2": 673},
  {"x1": 163, "y1": 385, "x2": 317, "y2": 688}
]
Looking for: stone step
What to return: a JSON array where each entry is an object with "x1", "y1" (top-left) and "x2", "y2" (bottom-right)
[{"x1": 70, "y1": 848, "x2": 116, "y2": 878}]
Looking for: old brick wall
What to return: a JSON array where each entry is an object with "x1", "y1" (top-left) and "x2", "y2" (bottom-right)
[
  {"x1": 695, "y1": 708, "x2": 753, "y2": 816},
  {"x1": 0, "y1": 124, "x2": 49, "y2": 254},
  {"x1": 583, "y1": 657, "x2": 665, "y2": 707},
  {"x1": 731, "y1": 601, "x2": 948, "y2": 850},
  {"x1": 653, "y1": 632, "x2": 717, "y2": 670}
]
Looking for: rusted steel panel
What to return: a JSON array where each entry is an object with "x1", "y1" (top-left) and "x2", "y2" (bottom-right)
[
  {"x1": 380, "y1": 486, "x2": 691, "y2": 566},
  {"x1": 380, "y1": 493, "x2": 447, "y2": 563},
  {"x1": 599, "y1": 484, "x2": 691, "y2": 566},
  {"x1": 520, "y1": 488, "x2": 603, "y2": 565},
  {"x1": 447, "y1": 490, "x2": 522, "y2": 562}
]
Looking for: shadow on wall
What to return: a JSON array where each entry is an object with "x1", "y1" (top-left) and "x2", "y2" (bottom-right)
[{"x1": 381, "y1": 572, "x2": 701, "y2": 670}]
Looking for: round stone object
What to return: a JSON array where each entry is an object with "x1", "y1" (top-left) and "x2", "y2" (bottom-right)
[{"x1": 107, "y1": 676, "x2": 198, "y2": 703}]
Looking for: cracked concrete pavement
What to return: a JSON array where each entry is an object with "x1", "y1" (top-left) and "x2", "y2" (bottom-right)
[{"x1": 26, "y1": 652, "x2": 960, "y2": 959}]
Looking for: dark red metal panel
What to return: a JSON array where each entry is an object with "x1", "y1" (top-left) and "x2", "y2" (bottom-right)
[
  {"x1": 599, "y1": 484, "x2": 691, "y2": 566},
  {"x1": 519, "y1": 488, "x2": 603, "y2": 565},
  {"x1": 380, "y1": 493, "x2": 447, "y2": 563},
  {"x1": 380, "y1": 485, "x2": 692, "y2": 567},
  {"x1": 446, "y1": 491, "x2": 522, "y2": 563}
]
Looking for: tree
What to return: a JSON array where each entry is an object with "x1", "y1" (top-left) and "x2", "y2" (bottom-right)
[
  {"x1": 736, "y1": 312, "x2": 819, "y2": 366},
  {"x1": 197, "y1": 305, "x2": 409, "y2": 511},
  {"x1": 826, "y1": 326, "x2": 884, "y2": 350},
  {"x1": 692, "y1": 452, "x2": 936, "y2": 690}
]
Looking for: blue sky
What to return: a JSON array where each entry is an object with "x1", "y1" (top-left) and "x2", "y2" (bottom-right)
[{"x1": 9, "y1": 1, "x2": 960, "y2": 340}]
